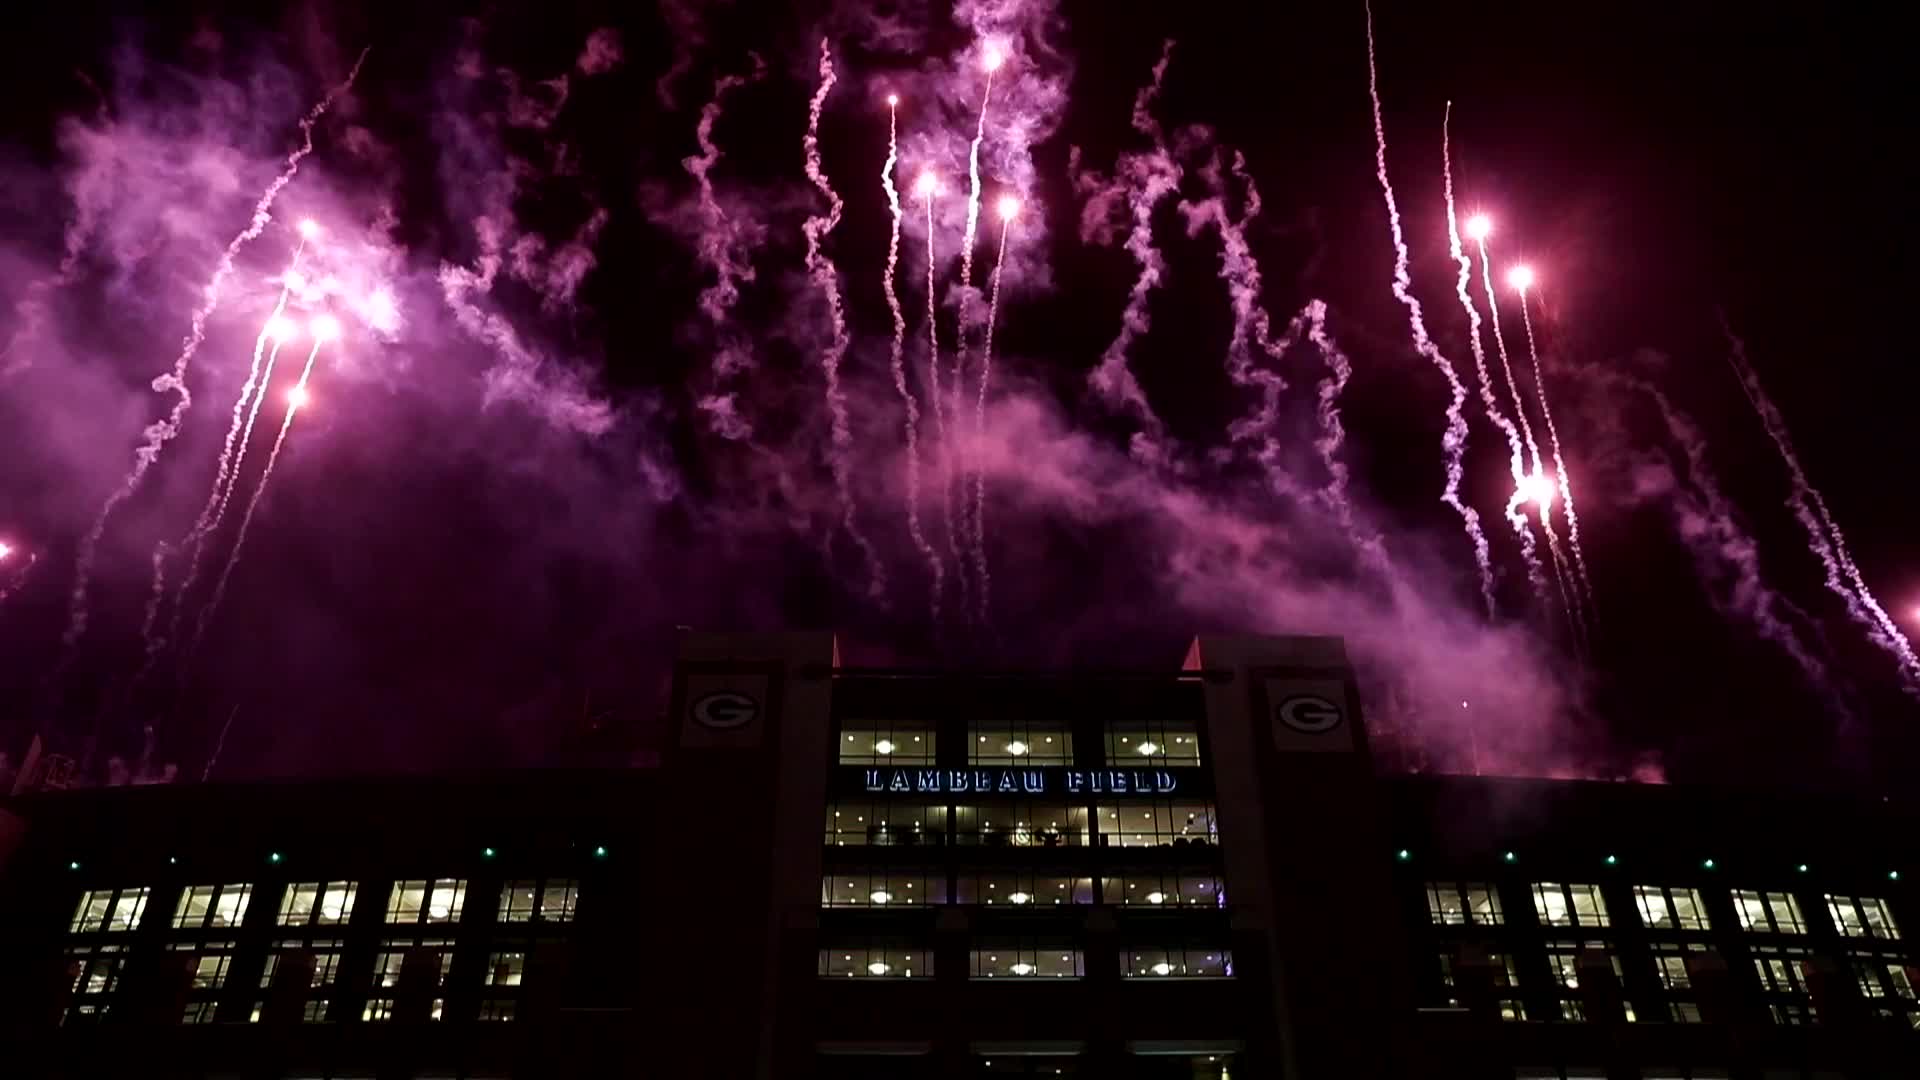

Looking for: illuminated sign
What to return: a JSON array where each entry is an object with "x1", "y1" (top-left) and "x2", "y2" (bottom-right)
[{"x1": 857, "y1": 767, "x2": 1185, "y2": 795}]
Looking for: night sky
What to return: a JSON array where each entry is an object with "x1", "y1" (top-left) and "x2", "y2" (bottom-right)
[{"x1": 0, "y1": 2, "x2": 1912, "y2": 789}]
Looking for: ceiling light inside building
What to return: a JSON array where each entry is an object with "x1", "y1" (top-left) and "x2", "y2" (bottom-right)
[
  {"x1": 867, "y1": 961, "x2": 891, "y2": 976},
  {"x1": 870, "y1": 891, "x2": 892, "y2": 904},
  {"x1": 1006, "y1": 741, "x2": 1029, "y2": 756},
  {"x1": 874, "y1": 740, "x2": 895, "y2": 755},
  {"x1": 1009, "y1": 892, "x2": 1031, "y2": 905},
  {"x1": 1010, "y1": 962, "x2": 1035, "y2": 976},
  {"x1": 1137, "y1": 741, "x2": 1159, "y2": 755},
  {"x1": 1146, "y1": 891, "x2": 1166, "y2": 905},
  {"x1": 1151, "y1": 962, "x2": 1174, "y2": 975}
]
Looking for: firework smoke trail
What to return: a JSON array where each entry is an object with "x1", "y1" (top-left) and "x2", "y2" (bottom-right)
[
  {"x1": 924, "y1": 179, "x2": 970, "y2": 619},
  {"x1": 1362, "y1": 7, "x2": 1494, "y2": 616},
  {"x1": 1517, "y1": 285, "x2": 1596, "y2": 622},
  {"x1": 157, "y1": 243, "x2": 309, "y2": 669},
  {"x1": 969, "y1": 200, "x2": 1016, "y2": 625},
  {"x1": 1087, "y1": 40, "x2": 1179, "y2": 463},
  {"x1": 1441, "y1": 109, "x2": 1547, "y2": 610},
  {"x1": 957, "y1": 49, "x2": 998, "y2": 418},
  {"x1": 886, "y1": 102, "x2": 943, "y2": 623},
  {"x1": 1723, "y1": 325, "x2": 1920, "y2": 691},
  {"x1": 1302, "y1": 300, "x2": 1395, "y2": 582},
  {"x1": 1573, "y1": 363, "x2": 1834, "y2": 694},
  {"x1": 800, "y1": 39, "x2": 886, "y2": 603},
  {"x1": 57, "y1": 49, "x2": 367, "y2": 662},
  {"x1": 190, "y1": 333, "x2": 329, "y2": 663},
  {"x1": 0, "y1": 551, "x2": 38, "y2": 606},
  {"x1": 685, "y1": 54, "x2": 767, "y2": 434}
]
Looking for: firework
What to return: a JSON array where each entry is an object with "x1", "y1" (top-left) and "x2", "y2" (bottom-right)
[
  {"x1": 59, "y1": 48, "x2": 367, "y2": 663},
  {"x1": 1513, "y1": 271, "x2": 1596, "y2": 618},
  {"x1": 920, "y1": 171, "x2": 969, "y2": 619},
  {"x1": 0, "y1": 542, "x2": 35, "y2": 606},
  {"x1": 800, "y1": 39, "x2": 885, "y2": 603},
  {"x1": 886, "y1": 100, "x2": 943, "y2": 622},
  {"x1": 1724, "y1": 324, "x2": 1920, "y2": 693},
  {"x1": 1441, "y1": 106, "x2": 1547, "y2": 611},
  {"x1": 1363, "y1": 5, "x2": 1493, "y2": 616},
  {"x1": 684, "y1": 53, "x2": 767, "y2": 436},
  {"x1": 968, "y1": 194, "x2": 1020, "y2": 624}
]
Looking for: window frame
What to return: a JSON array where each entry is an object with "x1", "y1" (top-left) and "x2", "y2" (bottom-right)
[
  {"x1": 1531, "y1": 882, "x2": 1609, "y2": 929},
  {"x1": 1426, "y1": 881, "x2": 1503, "y2": 927},
  {"x1": 1731, "y1": 889, "x2": 1807, "y2": 934},
  {"x1": 385, "y1": 878, "x2": 468, "y2": 926}
]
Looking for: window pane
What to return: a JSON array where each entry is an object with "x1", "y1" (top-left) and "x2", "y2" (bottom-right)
[
  {"x1": 1570, "y1": 885, "x2": 1609, "y2": 927},
  {"x1": 971, "y1": 946, "x2": 1082, "y2": 979},
  {"x1": 1673, "y1": 889, "x2": 1708, "y2": 931},
  {"x1": 819, "y1": 945, "x2": 935, "y2": 979},
  {"x1": 955, "y1": 803, "x2": 1086, "y2": 847},
  {"x1": 499, "y1": 882, "x2": 537, "y2": 922},
  {"x1": 540, "y1": 882, "x2": 578, "y2": 922},
  {"x1": 821, "y1": 869, "x2": 947, "y2": 907},
  {"x1": 317, "y1": 882, "x2": 356, "y2": 924},
  {"x1": 1467, "y1": 886, "x2": 1503, "y2": 925},
  {"x1": 1121, "y1": 946, "x2": 1232, "y2": 978},
  {"x1": 175, "y1": 886, "x2": 214, "y2": 929},
  {"x1": 211, "y1": 884, "x2": 252, "y2": 928},
  {"x1": 426, "y1": 881, "x2": 465, "y2": 922},
  {"x1": 969, "y1": 722, "x2": 1072, "y2": 766},
  {"x1": 280, "y1": 884, "x2": 319, "y2": 925},
  {"x1": 1094, "y1": 802, "x2": 1218, "y2": 848},
  {"x1": 108, "y1": 888, "x2": 149, "y2": 932},
  {"x1": 956, "y1": 871, "x2": 1093, "y2": 906},
  {"x1": 1733, "y1": 890, "x2": 1767, "y2": 931},
  {"x1": 1103, "y1": 716, "x2": 1202, "y2": 765},
  {"x1": 1634, "y1": 885, "x2": 1667, "y2": 928},
  {"x1": 838, "y1": 718, "x2": 936, "y2": 764},
  {"x1": 1863, "y1": 898, "x2": 1899, "y2": 940},
  {"x1": 828, "y1": 802, "x2": 951, "y2": 846},
  {"x1": 1101, "y1": 871, "x2": 1224, "y2": 908},
  {"x1": 71, "y1": 891, "x2": 111, "y2": 933},
  {"x1": 1767, "y1": 893, "x2": 1804, "y2": 933},
  {"x1": 1428, "y1": 885, "x2": 1466, "y2": 926},
  {"x1": 388, "y1": 881, "x2": 426, "y2": 923},
  {"x1": 1533, "y1": 884, "x2": 1571, "y2": 927},
  {"x1": 488, "y1": 951, "x2": 526, "y2": 986}
]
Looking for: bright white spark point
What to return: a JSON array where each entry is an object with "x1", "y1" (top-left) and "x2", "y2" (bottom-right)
[
  {"x1": 1508, "y1": 265, "x2": 1536, "y2": 292},
  {"x1": 914, "y1": 171, "x2": 938, "y2": 197},
  {"x1": 310, "y1": 313, "x2": 342, "y2": 342},
  {"x1": 265, "y1": 315, "x2": 297, "y2": 342},
  {"x1": 996, "y1": 194, "x2": 1020, "y2": 222},
  {"x1": 866, "y1": 961, "x2": 890, "y2": 976},
  {"x1": 297, "y1": 218, "x2": 320, "y2": 239},
  {"x1": 0, "y1": 542, "x2": 13, "y2": 560},
  {"x1": 1517, "y1": 470, "x2": 1556, "y2": 509},
  {"x1": 1465, "y1": 214, "x2": 1492, "y2": 241},
  {"x1": 886, "y1": 93, "x2": 899, "y2": 107},
  {"x1": 284, "y1": 270, "x2": 307, "y2": 292},
  {"x1": 287, "y1": 385, "x2": 311, "y2": 409},
  {"x1": 365, "y1": 288, "x2": 399, "y2": 333},
  {"x1": 983, "y1": 47, "x2": 1004, "y2": 72}
]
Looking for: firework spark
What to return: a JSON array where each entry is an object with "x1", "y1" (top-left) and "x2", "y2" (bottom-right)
[
  {"x1": 190, "y1": 316, "x2": 338, "y2": 660},
  {"x1": 800, "y1": 39, "x2": 885, "y2": 603},
  {"x1": 1724, "y1": 323, "x2": 1920, "y2": 693},
  {"x1": 968, "y1": 194, "x2": 1019, "y2": 624},
  {"x1": 685, "y1": 53, "x2": 767, "y2": 437},
  {"x1": 886, "y1": 100, "x2": 942, "y2": 622},
  {"x1": 1513, "y1": 271, "x2": 1596, "y2": 619},
  {"x1": 1442, "y1": 106, "x2": 1547, "y2": 611},
  {"x1": 920, "y1": 170, "x2": 969, "y2": 619},
  {"x1": 1363, "y1": 6, "x2": 1493, "y2": 616},
  {"x1": 59, "y1": 48, "x2": 367, "y2": 664}
]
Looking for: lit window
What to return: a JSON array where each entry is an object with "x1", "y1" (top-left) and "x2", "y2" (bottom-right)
[
  {"x1": 365, "y1": 939, "x2": 451, "y2": 1022},
  {"x1": 1484, "y1": 952, "x2": 1524, "y2": 1021},
  {"x1": 1427, "y1": 883, "x2": 1502, "y2": 926},
  {"x1": 174, "y1": 883, "x2": 252, "y2": 931},
  {"x1": 818, "y1": 945, "x2": 935, "y2": 979},
  {"x1": 1544, "y1": 942, "x2": 1626, "y2": 1022},
  {"x1": 70, "y1": 888, "x2": 151, "y2": 934},
  {"x1": 838, "y1": 718, "x2": 936, "y2": 764},
  {"x1": 955, "y1": 802, "x2": 1088, "y2": 847},
  {"x1": 1103, "y1": 716, "x2": 1202, "y2": 765},
  {"x1": 1826, "y1": 894, "x2": 1900, "y2": 940},
  {"x1": 1634, "y1": 885, "x2": 1710, "y2": 931},
  {"x1": 253, "y1": 939, "x2": 343, "y2": 1023},
  {"x1": 1094, "y1": 801, "x2": 1219, "y2": 848},
  {"x1": 387, "y1": 879, "x2": 467, "y2": 924},
  {"x1": 1122, "y1": 946, "x2": 1232, "y2": 978},
  {"x1": 488, "y1": 950, "x2": 526, "y2": 987},
  {"x1": 969, "y1": 720, "x2": 1072, "y2": 765},
  {"x1": 1532, "y1": 883, "x2": 1608, "y2": 928},
  {"x1": 1732, "y1": 890, "x2": 1805, "y2": 934},
  {"x1": 479, "y1": 998, "x2": 517, "y2": 1022},
  {"x1": 278, "y1": 881, "x2": 357, "y2": 926},
  {"x1": 1749, "y1": 944, "x2": 1815, "y2": 1024},
  {"x1": 957, "y1": 871, "x2": 1093, "y2": 906},
  {"x1": 496, "y1": 879, "x2": 577, "y2": 923},
  {"x1": 826, "y1": 802, "x2": 950, "y2": 846},
  {"x1": 970, "y1": 944, "x2": 1083, "y2": 979},
  {"x1": 63, "y1": 944, "x2": 126, "y2": 1022},
  {"x1": 1102, "y1": 871, "x2": 1225, "y2": 908},
  {"x1": 821, "y1": 869, "x2": 947, "y2": 907},
  {"x1": 169, "y1": 942, "x2": 235, "y2": 1024}
]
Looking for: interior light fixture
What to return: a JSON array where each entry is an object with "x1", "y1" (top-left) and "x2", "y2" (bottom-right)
[
  {"x1": 1009, "y1": 891, "x2": 1032, "y2": 905},
  {"x1": 1146, "y1": 891, "x2": 1167, "y2": 905},
  {"x1": 874, "y1": 740, "x2": 896, "y2": 755},
  {"x1": 867, "y1": 961, "x2": 891, "y2": 976},
  {"x1": 1151, "y1": 961, "x2": 1174, "y2": 975},
  {"x1": 1010, "y1": 962, "x2": 1035, "y2": 976},
  {"x1": 870, "y1": 890, "x2": 892, "y2": 904},
  {"x1": 1007, "y1": 740, "x2": 1029, "y2": 756},
  {"x1": 1137, "y1": 741, "x2": 1159, "y2": 755}
]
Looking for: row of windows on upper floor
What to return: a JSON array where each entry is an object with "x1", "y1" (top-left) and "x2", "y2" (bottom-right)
[
  {"x1": 838, "y1": 716, "x2": 1203, "y2": 766},
  {"x1": 69, "y1": 878, "x2": 577, "y2": 936},
  {"x1": 822, "y1": 869, "x2": 1223, "y2": 908},
  {"x1": 825, "y1": 800, "x2": 1220, "y2": 849},
  {"x1": 1426, "y1": 881, "x2": 1902, "y2": 941},
  {"x1": 819, "y1": 943, "x2": 1233, "y2": 980},
  {"x1": 1434, "y1": 937, "x2": 1920, "y2": 1028}
]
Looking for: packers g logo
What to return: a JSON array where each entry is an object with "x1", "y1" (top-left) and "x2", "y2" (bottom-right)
[
  {"x1": 691, "y1": 691, "x2": 758, "y2": 730},
  {"x1": 1275, "y1": 695, "x2": 1343, "y2": 734}
]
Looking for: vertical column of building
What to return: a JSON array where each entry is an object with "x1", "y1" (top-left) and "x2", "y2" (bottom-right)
[
  {"x1": 661, "y1": 631, "x2": 838, "y2": 1080},
  {"x1": 1187, "y1": 634, "x2": 1415, "y2": 1077}
]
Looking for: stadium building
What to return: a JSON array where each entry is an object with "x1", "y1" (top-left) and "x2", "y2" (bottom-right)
[{"x1": 0, "y1": 631, "x2": 1913, "y2": 1078}]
